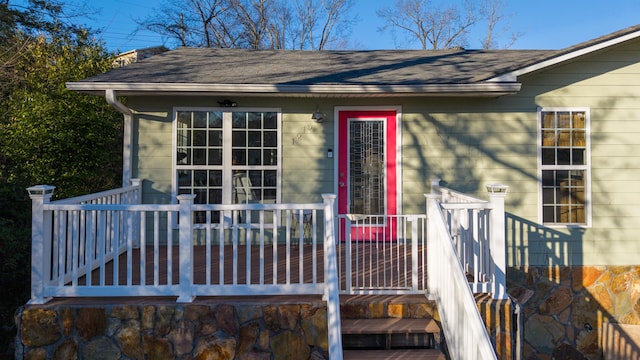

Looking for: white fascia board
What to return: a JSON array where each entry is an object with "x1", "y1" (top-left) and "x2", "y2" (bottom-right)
[
  {"x1": 488, "y1": 29, "x2": 640, "y2": 82},
  {"x1": 66, "y1": 82, "x2": 521, "y2": 97}
]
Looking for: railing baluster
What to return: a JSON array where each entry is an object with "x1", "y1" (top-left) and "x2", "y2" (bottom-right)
[
  {"x1": 298, "y1": 210, "x2": 303, "y2": 285},
  {"x1": 139, "y1": 211, "x2": 145, "y2": 286},
  {"x1": 345, "y1": 219, "x2": 351, "y2": 292},
  {"x1": 272, "y1": 209, "x2": 278, "y2": 285},
  {"x1": 154, "y1": 211, "x2": 160, "y2": 287},
  {"x1": 99, "y1": 211, "x2": 107, "y2": 287},
  {"x1": 126, "y1": 210, "x2": 133, "y2": 286},
  {"x1": 113, "y1": 210, "x2": 119, "y2": 286},
  {"x1": 246, "y1": 210, "x2": 252, "y2": 285},
  {"x1": 259, "y1": 210, "x2": 265, "y2": 285},
  {"x1": 206, "y1": 211, "x2": 211, "y2": 286},
  {"x1": 167, "y1": 211, "x2": 174, "y2": 286},
  {"x1": 233, "y1": 210, "x2": 238, "y2": 285},
  {"x1": 311, "y1": 209, "x2": 317, "y2": 284},
  {"x1": 218, "y1": 213, "x2": 225, "y2": 285},
  {"x1": 285, "y1": 210, "x2": 291, "y2": 285},
  {"x1": 71, "y1": 211, "x2": 79, "y2": 287},
  {"x1": 55, "y1": 211, "x2": 63, "y2": 286}
]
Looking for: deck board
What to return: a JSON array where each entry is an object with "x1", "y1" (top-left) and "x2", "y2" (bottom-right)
[
  {"x1": 342, "y1": 318, "x2": 440, "y2": 335},
  {"x1": 77, "y1": 244, "x2": 426, "y2": 293},
  {"x1": 343, "y1": 349, "x2": 445, "y2": 360}
]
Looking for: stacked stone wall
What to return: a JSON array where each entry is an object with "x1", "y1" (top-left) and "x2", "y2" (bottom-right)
[
  {"x1": 15, "y1": 299, "x2": 329, "y2": 360},
  {"x1": 508, "y1": 265, "x2": 640, "y2": 359}
]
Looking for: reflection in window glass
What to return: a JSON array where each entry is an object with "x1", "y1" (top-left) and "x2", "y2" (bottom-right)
[
  {"x1": 176, "y1": 110, "x2": 279, "y2": 224},
  {"x1": 539, "y1": 109, "x2": 588, "y2": 225}
]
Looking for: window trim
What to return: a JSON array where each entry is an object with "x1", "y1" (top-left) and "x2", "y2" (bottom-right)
[
  {"x1": 171, "y1": 107, "x2": 282, "y2": 227},
  {"x1": 537, "y1": 107, "x2": 592, "y2": 227}
]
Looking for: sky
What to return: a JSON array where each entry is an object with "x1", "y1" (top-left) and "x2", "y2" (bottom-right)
[{"x1": 11, "y1": 0, "x2": 640, "y2": 52}]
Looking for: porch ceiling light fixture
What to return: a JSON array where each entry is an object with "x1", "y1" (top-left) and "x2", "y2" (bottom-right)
[
  {"x1": 311, "y1": 106, "x2": 325, "y2": 122},
  {"x1": 486, "y1": 184, "x2": 509, "y2": 193}
]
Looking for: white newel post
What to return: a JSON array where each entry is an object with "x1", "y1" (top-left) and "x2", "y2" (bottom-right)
[
  {"x1": 27, "y1": 185, "x2": 55, "y2": 304},
  {"x1": 322, "y1": 194, "x2": 343, "y2": 360},
  {"x1": 486, "y1": 184, "x2": 508, "y2": 299},
  {"x1": 177, "y1": 194, "x2": 196, "y2": 303}
]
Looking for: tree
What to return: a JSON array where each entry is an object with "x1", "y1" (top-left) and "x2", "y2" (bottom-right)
[
  {"x1": 135, "y1": 0, "x2": 356, "y2": 50},
  {"x1": 377, "y1": 0, "x2": 519, "y2": 50},
  {"x1": 377, "y1": 0, "x2": 476, "y2": 50},
  {"x1": 0, "y1": 1, "x2": 121, "y2": 356}
]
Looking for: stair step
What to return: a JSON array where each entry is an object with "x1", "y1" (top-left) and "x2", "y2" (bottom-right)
[
  {"x1": 342, "y1": 318, "x2": 440, "y2": 335},
  {"x1": 343, "y1": 349, "x2": 445, "y2": 360}
]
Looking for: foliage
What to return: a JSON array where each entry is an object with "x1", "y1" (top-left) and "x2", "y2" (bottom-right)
[
  {"x1": 0, "y1": 2, "x2": 122, "y2": 357},
  {"x1": 2, "y1": 35, "x2": 122, "y2": 197}
]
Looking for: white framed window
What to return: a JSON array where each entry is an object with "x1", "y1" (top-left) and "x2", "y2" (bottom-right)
[
  {"x1": 173, "y1": 107, "x2": 281, "y2": 224},
  {"x1": 538, "y1": 107, "x2": 590, "y2": 226}
]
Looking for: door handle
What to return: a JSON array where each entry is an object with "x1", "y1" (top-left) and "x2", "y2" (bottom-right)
[{"x1": 339, "y1": 182, "x2": 345, "y2": 187}]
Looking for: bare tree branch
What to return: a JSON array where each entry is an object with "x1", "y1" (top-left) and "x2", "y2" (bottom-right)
[
  {"x1": 377, "y1": 0, "x2": 476, "y2": 50},
  {"x1": 479, "y1": 0, "x2": 522, "y2": 49}
]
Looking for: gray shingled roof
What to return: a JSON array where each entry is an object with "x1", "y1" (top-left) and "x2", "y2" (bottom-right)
[
  {"x1": 69, "y1": 24, "x2": 640, "y2": 95},
  {"x1": 83, "y1": 48, "x2": 554, "y2": 85}
]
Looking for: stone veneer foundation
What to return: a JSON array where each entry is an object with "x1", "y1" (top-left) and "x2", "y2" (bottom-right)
[
  {"x1": 15, "y1": 294, "x2": 517, "y2": 360},
  {"x1": 14, "y1": 297, "x2": 330, "y2": 360},
  {"x1": 507, "y1": 265, "x2": 640, "y2": 360}
]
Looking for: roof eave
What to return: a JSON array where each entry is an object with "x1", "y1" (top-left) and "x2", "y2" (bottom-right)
[
  {"x1": 488, "y1": 28, "x2": 640, "y2": 82},
  {"x1": 66, "y1": 82, "x2": 522, "y2": 97}
]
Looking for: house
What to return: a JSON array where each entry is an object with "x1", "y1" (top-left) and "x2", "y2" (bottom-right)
[
  {"x1": 113, "y1": 45, "x2": 168, "y2": 67},
  {"x1": 16, "y1": 25, "x2": 640, "y2": 359}
]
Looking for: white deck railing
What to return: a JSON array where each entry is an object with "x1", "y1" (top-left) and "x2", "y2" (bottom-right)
[
  {"x1": 27, "y1": 182, "x2": 335, "y2": 301},
  {"x1": 427, "y1": 180, "x2": 508, "y2": 360},
  {"x1": 436, "y1": 184, "x2": 508, "y2": 297},
  {"x1": 28, "y1": 179, "x2": 508, "y2": 360},
  {"x1": 337, "y1": 214, "x2": 426, "y2": 294}
]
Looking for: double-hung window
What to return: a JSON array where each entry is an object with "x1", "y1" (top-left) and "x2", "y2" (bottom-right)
[
  {"x1": 539, "y1": 108, "x2": 590, "y2": 226},
  {"x1": 174, "y1": 108, "x2": 280, "y2": 224}
]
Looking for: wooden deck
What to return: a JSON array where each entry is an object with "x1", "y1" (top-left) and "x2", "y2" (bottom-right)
[{"x1": 73, "y1": 243, "x2": 426, "y2": 293}]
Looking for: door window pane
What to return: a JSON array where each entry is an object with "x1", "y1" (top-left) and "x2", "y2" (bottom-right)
[{"x1": 349, "y1": 120, "x2": 385, "y2": 216}]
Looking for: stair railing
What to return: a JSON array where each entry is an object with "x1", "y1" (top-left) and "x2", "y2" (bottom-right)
[{"x1": 426, "y1": 181, "x2": 508, "y2": 360}]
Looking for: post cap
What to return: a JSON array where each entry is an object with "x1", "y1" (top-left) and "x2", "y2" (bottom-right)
[{"x1": 27, "y1": 185, "x2": 56, "y2": 198}]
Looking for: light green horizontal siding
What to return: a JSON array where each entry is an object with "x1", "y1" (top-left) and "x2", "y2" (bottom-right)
[
  {"x1": 124, "y1": 39, "x2": 640, "y2": 267},
  {"x1": 509, "y1": 39, "x2": 640, "y2": 266}
]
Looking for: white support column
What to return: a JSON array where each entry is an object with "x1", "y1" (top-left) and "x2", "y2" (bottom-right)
[
  {"x1": 322, "y1": 194, "x2": 343, "y2": 360},
  {"x1": 177, "y1": 194, "x2": 196, "y2": 303},
  {"x1": 122, "y1": 112, "x2": 133, "y2": 187},
  {"x1": 105, "y1": 89, "x2": 134, "y2": 187},
  {"x1": 27, "y1": 185, "x2": 56, "y2": 304},
  {"x1": 486, "y1": 184, "x2": 508, "y2": 299}
]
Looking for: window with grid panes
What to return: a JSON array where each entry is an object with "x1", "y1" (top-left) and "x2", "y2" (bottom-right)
[
  {"x1": 539, "y1": 108, "x2": 589, "y2": 225},
  {"x1": 175, "y1": 109, "x2": 280, "y2": 224}
]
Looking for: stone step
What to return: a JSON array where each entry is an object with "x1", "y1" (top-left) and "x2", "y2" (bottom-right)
[{"x1": 343, "y1": 348, "x2": 446, "y2": 360}]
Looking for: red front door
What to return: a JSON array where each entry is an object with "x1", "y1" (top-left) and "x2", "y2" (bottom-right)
[{"x1": 337, "y1": 110, "x2": 398, "y2": 241}]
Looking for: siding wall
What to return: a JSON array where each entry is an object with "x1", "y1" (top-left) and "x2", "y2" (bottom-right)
[{"x1": 125, "y1": 39, "x2": 640, "y2": 267}]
